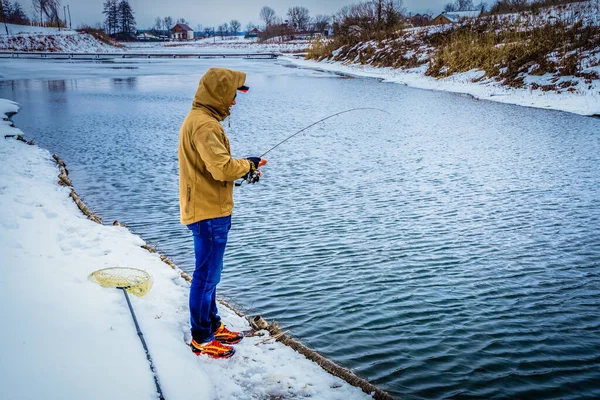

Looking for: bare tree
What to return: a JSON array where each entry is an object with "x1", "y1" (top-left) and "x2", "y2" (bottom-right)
[
  {"x1": 230, "y1": 19, "x2": 240, "y2": 36},
  {"x1": 33, "y1": 0, "x2": 60, "y2": 26},
  {"x1": 223, "y1": 22, "x2": 229, "y2": 36},
  {"x1": 154, "y1": 16, "x2": 162, "y2": 31},
  {"x1": 313, "y1": 14, "x2": 330, "y2": 32},
  {"x1": 176, "y1": 17, "x2": 187, "y2": 24},
  {"x1": 163, "y1": 15, "x2": 172, "y2": 30},
  {"x1": 217, "y1": 23, "x2": 225, "y2": 38},
  {"x1": 383, "y1": 0, "x2": 404, "y2": 29},
  {"x1": 245, "y1": 21, "x2": 255, "y2": 32},
  {"x1": 334, "y1": 0, "x2": 405, "y2": 40},
  {"x1": 287, "y1": 6, "x2": 310, "y2": 31},
  {"x1": 259, "y1": 5, "x2": 276, "y2": 27},
  {"x1": 456, "y1": 0, "x2": 474, "y2": 10},
  {"x1": 444, "y1": 2, "x2": 458, "y2": 11}
]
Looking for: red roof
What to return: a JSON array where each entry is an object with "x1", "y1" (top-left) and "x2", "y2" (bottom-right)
[{"x1": 173, "y1": 23, "x2": 193, "y2": 31}]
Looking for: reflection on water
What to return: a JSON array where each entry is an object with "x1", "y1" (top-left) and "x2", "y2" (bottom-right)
[
  {"x1": 2, "y1": 79, "x2": 81, "y2": 93},
  {"x1": 112, "y1": 77, "x2": 137, "y2": 89},
  {"x1": 2, "y1": 61, "x2": 600, "y2": 399},
  {"x1": 47, "y1": 80, "x2": 67, "y2": 92}
]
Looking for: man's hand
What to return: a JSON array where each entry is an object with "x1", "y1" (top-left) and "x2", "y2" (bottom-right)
[
  {"x1": 246, "y1": 157, "x2": 268, "y2": 170},
  {"x1": 243, "y1": 157, "x2": 268, "y2": 184}
]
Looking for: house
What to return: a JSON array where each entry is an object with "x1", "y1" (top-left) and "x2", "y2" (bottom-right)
[
  {"x1": 171, "y1": 23, "x2": 194, "y2": 40},
  {"x1": 431, "y1": 10, "x2": 482, "y2": 25},
  {"x1": 410, "y1": 13, "x2": 432, "y2": 26},
  {"x1": 245, "y1": 27, "x2": 261, "y2": 38}
]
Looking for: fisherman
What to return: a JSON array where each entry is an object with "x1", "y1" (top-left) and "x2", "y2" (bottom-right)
[{"x1": 178, "y1": 67, "x2": 267, "y2": 358}]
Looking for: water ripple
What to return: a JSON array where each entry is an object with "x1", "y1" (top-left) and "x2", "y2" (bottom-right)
[{"x1": 4, "y1": 63, "x2": 600, "y2": 399}]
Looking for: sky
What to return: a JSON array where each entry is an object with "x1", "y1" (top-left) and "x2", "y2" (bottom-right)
[{"x1": 41, "y1": 0, "x2": 461, "y2": 30}]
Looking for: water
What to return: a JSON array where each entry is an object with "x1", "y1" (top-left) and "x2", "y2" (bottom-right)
[{"x1": 2, "y1": 58, "x2": 600, "y2": 399}]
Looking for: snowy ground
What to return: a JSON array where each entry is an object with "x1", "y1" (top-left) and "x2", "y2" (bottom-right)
[
  {"x1": 0, "y1": 98, "x2": 372, "y2": 400},
  {"x1": 284, "y1": 56, "x2": 600, "y2": 117},
  {"x1": 0, "y1": 23, "x2": 122, "y2": 53},
  {"x1": 2, "y1": 23, "x2": 77, "y2": 36},
  {"x1": 123, "y1": 36, "x2": 309, "y2": 54}
]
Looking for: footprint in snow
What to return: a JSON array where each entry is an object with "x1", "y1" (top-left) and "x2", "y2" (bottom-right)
[
  {"x1": 20, "y1": 211, "x2": 34, "y2": 219},
  {"x1": 0, "y1": 216, "x2": 19, "y2": 230}
]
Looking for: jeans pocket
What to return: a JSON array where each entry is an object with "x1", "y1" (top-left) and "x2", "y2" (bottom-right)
[{"x1": 210, "y1": 216, "x2": 230, "y2": 244}]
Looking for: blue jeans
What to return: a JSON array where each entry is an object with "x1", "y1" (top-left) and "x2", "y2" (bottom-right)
[{"x1": 187, "y1": 215, "x2": 231, "y2": 343}]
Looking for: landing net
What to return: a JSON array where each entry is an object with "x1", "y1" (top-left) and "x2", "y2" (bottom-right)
[{"x1": 89, "y1": 267, "x2": 153, "y2": 297}]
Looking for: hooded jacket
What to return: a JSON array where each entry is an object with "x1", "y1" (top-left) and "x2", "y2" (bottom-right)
[{"x1": 178, "y1": 68, "x2": 252, "y2": 225}]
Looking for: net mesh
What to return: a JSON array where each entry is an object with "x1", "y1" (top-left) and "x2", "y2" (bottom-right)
[{"x1": 89, "y1": 267, "x2": 153, "y2": 297}]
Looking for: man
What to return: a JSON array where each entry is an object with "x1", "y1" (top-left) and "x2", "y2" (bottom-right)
[{"x1": 178, "y1": 67, "x2": 267, "y2": 359}]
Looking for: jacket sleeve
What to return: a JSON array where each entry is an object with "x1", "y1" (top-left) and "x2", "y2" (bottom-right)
[{"x1": 193, "y1": 124, "x2": 251, "y2": 182}]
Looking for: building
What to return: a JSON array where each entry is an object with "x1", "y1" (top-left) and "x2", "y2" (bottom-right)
[
  {"x1": 136, "y1": 32, "x2": 158, "y2": 41},
  {"x1": 245, "y1": 27, "x2": 261, "y2": 38},
  {"x1": 410, "y1": 13, "x2": 432, "y2": 27},
  {"x1": 171, "y1": 23, "x2": 194, "y2": 40},
  {"x1": 431, "y1": 10, "x2": 482, "y2": 25}
]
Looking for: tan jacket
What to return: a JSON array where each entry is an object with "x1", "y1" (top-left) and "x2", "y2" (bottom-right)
[{"x1": 178, "y1": 68, "x2": 251, "y2": 225}]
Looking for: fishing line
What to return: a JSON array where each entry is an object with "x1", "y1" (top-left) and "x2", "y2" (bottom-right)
[
  {"x1": 260, "y1": 107, "x2": 390, "y2": 158},
  {"x1": 236, "y1": 107, "x2": 389, "y2": 186}
]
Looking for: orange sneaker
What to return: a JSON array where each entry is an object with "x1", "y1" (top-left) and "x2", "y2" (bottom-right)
[
  {"x1": 190, "y1": 339, "x2": 235, "y2": 359},
  {"x1": 214, "y1": 322, "x2": 244, "y2": 345}
]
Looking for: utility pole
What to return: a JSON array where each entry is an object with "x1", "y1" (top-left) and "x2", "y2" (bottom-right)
[
  {"x1": 67, "y1": 5, "x2": 72, "y2": 29},
  {"x1": 63, "y1": 6, "x2": 67, "y2": 30},
  {"x1": 1, "y1": 3, "x2": 9, "y2": 36}
]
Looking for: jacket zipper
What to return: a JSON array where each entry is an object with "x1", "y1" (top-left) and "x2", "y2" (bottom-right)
[{"x1": 186, "y1": 186, "x2": 191, "y2": 214}]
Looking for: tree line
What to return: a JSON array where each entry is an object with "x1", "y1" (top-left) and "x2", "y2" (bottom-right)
[
  {"x1": 1, "y1": 0, "x2": 67, "y2": 27},
  {"x1": 443, "y1": 0, "x2": 588, "y2": 14},
  {"x1": 258, "y1": 5, "x2": 332, "y2": 35},
  {"x1": 1, "y1": 0, "x2": 28, "y2": 25},
  {"x1": 102, "y1": 0, "x2": 135, "y2": 38}
]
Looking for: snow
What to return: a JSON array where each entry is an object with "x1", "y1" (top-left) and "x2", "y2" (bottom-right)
[
  {"x1": 122, "y1": 37, "x2": 309, "y2": 54},
  {"x1": 0, "y1": 99, "x2": 372, "y2": 400},
  {"x1": 0, "y1": 23, "x2": 122, "y2": 53},
  {"x1": 440, "y1": 10, "x2": 482, "y2": 23},
  {"x1": 284, "y1": 56, "x2": 600, "y2": 116},
  {"x1": 2, "y1": 23, "x2": 77, "y2": 36}
]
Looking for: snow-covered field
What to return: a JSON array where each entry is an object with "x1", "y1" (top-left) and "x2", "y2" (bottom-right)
[
  {"x1": 284, "y1": 57, "x2": 600, "y2": 116},
  {"x1": 0, "y1": 99, "x2": 372, "y2": 399},
  {"x1": 123, "y1": 36, "x2": 309, "y2": 54},
  {"x1": 0, "y1": 23, "x2": 122, "y2": 53}
]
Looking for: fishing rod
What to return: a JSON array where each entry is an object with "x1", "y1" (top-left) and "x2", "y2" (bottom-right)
[{"x1": 237, "y1": 107, "x2": 389, "y2": 186}]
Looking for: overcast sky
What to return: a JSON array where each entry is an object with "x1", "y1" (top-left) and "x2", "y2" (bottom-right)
[{"x1": 45, "y1": 0, "x2": 468, "y2": 30}]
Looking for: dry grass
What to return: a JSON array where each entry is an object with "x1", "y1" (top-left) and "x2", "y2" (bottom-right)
[
  {"x1": 426, "y1": 17, "x2": 600, "y2": 87},
  {"x1": 308, "y1": 1, "x2": 600, "y2": 90},
  {"x1": 76, "y1": 26, "x2": 124, "y2": 48}
]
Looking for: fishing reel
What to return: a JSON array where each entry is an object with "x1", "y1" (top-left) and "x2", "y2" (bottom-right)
[{"x1": 235, "y1": 169, "x2": 263, "y2": 186}]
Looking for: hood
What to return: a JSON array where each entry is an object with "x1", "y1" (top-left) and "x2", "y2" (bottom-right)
[{"x1": 192, "y1": 68, "x2": 246, "y2": 121}]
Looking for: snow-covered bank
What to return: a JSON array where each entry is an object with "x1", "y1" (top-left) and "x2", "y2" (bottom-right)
[
  {"x1": 301, "y1": 1, "x2": 599, "y2": 117},
  {"x1": 0, "y1": 99, "x2": 372, "y2": 400},
  {"x1": 285, "y1": 56, "x2": 600, "y2": 116},
  {"x1": 0, "y1": 23, "x2": 122, "y2": 53}
]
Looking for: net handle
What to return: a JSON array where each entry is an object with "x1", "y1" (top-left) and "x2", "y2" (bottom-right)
[{"x1": 119, "y1": 288, "x2": 165, "y2": 400}]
